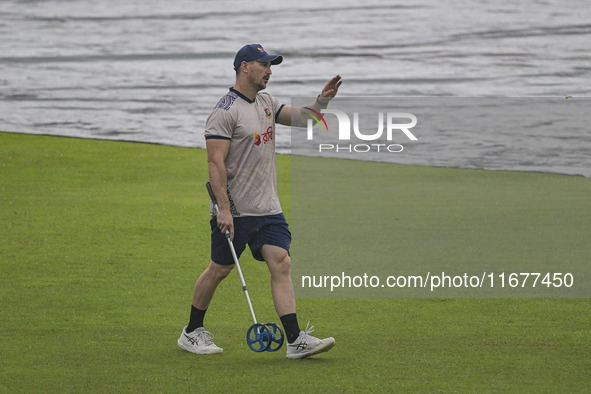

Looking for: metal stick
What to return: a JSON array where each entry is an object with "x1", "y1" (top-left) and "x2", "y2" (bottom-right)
[{"x1": 206, "y1": 182, "x2": 258, "y2": 324}]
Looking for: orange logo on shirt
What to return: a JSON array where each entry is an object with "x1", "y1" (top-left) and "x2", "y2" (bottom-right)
[{"x1": 254, "y1": 126, "x2": 273, "y2": 146}]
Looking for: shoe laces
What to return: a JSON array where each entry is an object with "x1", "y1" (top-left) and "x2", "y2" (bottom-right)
[
  {"x1": 303, "y1": 321, "x2": 315, "y2": 336},
  {"x1": 300, "y1": 321, "x2": 321, "y2": 346},
  {"x1": 195, "y1": 329, "x2": 215, "y2": 346}
]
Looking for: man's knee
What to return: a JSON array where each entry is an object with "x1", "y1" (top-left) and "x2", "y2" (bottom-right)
[
  {"x1": 208, "y1": 260, "x2": 234, "y2": 281},
  {"x1": 270, "y1": 254, "x2": 291, "y2": 277}
]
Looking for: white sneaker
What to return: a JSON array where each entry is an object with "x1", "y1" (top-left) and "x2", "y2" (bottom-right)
[
  {"x1": 286, "y1": 322, "x2": 335, "y2": 359},
  {"x1": 178, "y1": 327, "x2": 223, "y2": 354}
]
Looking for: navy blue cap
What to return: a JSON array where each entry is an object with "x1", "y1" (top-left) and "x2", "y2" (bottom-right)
[{"x1": 233, "y1": 44, "x2": 283, "y2": 70}]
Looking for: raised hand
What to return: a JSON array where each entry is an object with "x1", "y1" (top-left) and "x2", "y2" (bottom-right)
[{"x1": 319, "y1": 75, "x2": 343, "y2": 102}]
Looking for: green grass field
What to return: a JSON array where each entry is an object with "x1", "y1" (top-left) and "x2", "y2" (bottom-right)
[
  {"x1": 1, "y1": 132, "x2": 590, "y2": 392},
  {"x1": 290, "y1": 154, "x2": 591, "y2": 298}
]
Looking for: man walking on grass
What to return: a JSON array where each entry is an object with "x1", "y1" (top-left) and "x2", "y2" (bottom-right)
[{"x1": 178, "y1": 44, "x2": 342, "y2": 359}]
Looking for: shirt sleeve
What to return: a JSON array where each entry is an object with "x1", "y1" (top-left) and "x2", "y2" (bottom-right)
[
  {"x1": 263, "y1": 93, "x2": 284, "y2": 121},
  {"x1": 204, "y1": 108, "x2": 234, "y2": 140}
]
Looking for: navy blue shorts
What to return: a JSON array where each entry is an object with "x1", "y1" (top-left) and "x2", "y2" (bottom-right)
[{"x1": 210, "y1": 213, "x2": 291, "y2": 266}]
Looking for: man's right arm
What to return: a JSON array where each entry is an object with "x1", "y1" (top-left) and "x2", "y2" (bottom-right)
[{"x1": 206, "y1": 138, "x2": 234, "y2": 240}]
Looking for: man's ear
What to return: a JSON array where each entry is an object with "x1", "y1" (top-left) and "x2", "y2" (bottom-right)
[{"x1": 240, "y1": 61, "x2": 249, "y2": 74}]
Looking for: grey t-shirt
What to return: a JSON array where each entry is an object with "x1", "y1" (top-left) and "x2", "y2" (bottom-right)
[{"x1": 204, "y1": 88, "x2": 285, "y2": 217}]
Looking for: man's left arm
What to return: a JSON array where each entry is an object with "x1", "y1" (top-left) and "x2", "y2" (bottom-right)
[{"x1": 277, "y1": 75, "x2": 342, "y2": 127}]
